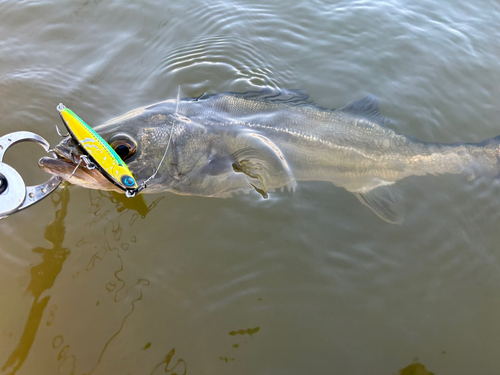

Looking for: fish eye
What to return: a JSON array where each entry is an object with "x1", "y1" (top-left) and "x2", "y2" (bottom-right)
[{"x1": 108, "y1": 133, "x2": 138, "y2": 162}]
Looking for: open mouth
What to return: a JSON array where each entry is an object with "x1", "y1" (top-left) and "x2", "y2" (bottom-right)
[{"x1": 38, "y1": 138, "x2": 120, "y2": 191}]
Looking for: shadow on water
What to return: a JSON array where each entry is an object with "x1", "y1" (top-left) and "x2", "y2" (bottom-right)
[
  {"x1": 98, "y1": 191, "x2": 161, "y2": 219},
  {"x1": 1, "y1": 188, "x2": 71, "y2": 375}
]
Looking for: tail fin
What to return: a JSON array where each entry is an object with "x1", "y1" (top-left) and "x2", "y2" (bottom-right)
[{"x1": 408, "y1": 135, "x2": 500, "y2": 181}]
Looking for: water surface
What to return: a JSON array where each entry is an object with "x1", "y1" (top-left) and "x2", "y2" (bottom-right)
[{"x1": 1, "y1": 0, "x2": 500, "y2": 374}]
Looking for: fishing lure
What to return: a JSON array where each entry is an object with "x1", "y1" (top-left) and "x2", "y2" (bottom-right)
[{"x1": 56, "y1": 104, "x2": 139, "y2": 195}]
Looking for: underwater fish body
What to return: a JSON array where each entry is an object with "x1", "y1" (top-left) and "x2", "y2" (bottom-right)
[{"x1": 39, "y1": 89, "x2": 500, "y2": 223}]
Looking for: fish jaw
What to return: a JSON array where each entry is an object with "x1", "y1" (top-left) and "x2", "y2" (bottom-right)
[{"x1": 38, "y1": 139, "x2": 123, "y2": 192}]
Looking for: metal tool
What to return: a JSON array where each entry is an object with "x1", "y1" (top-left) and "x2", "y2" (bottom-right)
[{"x1": 0, "y1": 131, "x2": 61, "y2": 219}]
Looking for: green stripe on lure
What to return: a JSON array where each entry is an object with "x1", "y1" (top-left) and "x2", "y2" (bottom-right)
[{"x1": 56, "y1": 104, "x2": 139, "y2": 196}]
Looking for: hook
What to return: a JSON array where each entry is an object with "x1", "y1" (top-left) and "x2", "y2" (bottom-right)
[{"x1": 55, "y1": 124, "x2": 70, "y2": 137}]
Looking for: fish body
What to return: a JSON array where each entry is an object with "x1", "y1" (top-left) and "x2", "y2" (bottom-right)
[{"x1": 39, "y1": 89, "x2": 500, "y2": 223}]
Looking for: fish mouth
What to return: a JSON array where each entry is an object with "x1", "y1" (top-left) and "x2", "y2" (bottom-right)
[{"x1": 38, "y1": 140, "x2": 121, "y2": 192}]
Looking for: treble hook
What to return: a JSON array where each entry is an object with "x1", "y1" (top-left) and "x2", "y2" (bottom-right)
[
  {"x1": 81, "y1": 155, "x2": 96, "y2": 170},
  {"x1": 55, "y1": 124, "x2": 70, "y2": 137},
  {"x1": 69, "y1": 158, "x2": 83, "y2": 178},
  {"x1": 69, "y1": 154, "x2": 97, "y2": 178}
]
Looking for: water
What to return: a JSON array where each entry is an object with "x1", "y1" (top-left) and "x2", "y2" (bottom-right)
[{"x1": 1, "y1": 0, "x2": 500, "y2": 374}]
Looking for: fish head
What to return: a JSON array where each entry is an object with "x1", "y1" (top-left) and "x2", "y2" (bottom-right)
[{"x1": 39, "y1": 100, "x2": 180, "y2": 193}]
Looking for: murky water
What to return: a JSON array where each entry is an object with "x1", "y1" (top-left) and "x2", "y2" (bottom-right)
[{"x1": 1, "y1": 0, "x2": 500, "y2": 374}]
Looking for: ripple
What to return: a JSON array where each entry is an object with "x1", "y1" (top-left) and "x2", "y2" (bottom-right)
[
  {"x1": 141, "y1": 0, "x2": 318, "y2": 97},
  {"x1": 156, "y1": 36, "x2": 281, "y2": 89}
]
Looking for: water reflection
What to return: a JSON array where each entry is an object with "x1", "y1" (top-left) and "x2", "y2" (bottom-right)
[
  {"x1": 1, "y1": 187, "x2": 183, "y2": 375},
  {"x1": 218, "y1": 326, "x2": 261, "y2": 365},
  {"x1": 399, "y1": 360, "x2": 435, "y2": 375},
  {"x1": 148, "y1": 348, "x2": 187, "y2": 375},
  {"x1": 52, "y1": 334, "x2": 76, "y2": 375},
  {"x1": 0, "y1": 183, "x2": 275, "y2": 375},
  {"x1": 2, "y1": 188, "x2": 70, "y2": 375},
  {"x1": 76, "y1": 190, "x2": 187, "y2": 375},
  {"x1": 228, "y1": 327, "x2": 260, "y2": 336},
  {"x1": 83, "y1": 279, "x2": 150, "y2": 375}
]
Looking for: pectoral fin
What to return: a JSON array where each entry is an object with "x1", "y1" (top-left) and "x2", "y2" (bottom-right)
[
  {"x1": 227, "y1": 132, "x2": 295, "y2": 197},
  {"x1": 354, "y1": 185, "x2": 404, "y2": 224},
  {"x1": 232, "y1": 160, "x2": 270, "y2": 198}
]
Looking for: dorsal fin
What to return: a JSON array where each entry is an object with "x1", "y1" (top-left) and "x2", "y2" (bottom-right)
[
  {"x1": 337, "y1": 95, "x2": 390, "y2": 125},
  {"x1": 197, "y1": 88, "x2": 314, "y2": 107},
  {"x1": 236, "y1": 88, "x2": 312, "y2": 106},
  {"x1": 189, "y1": 90, "x2": 390, "y2": 125}
]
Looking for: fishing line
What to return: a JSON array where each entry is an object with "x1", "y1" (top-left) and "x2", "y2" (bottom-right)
[{"x1": 126, "y1": 85, "x2": 180, "y2": 197}]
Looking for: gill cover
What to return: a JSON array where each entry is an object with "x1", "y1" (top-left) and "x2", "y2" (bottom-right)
[{"x1": 56, "y1": 104, "x2": 138, "y2": 192}]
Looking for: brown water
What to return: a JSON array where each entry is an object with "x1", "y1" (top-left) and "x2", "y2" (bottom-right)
[{"x1": 1, "y1": 1, "x2": 500, "y2": 374}]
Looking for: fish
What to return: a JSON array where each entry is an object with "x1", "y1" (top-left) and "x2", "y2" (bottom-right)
[{"x1": 38, "y1": 89, "x2": 500, "y2": 224}]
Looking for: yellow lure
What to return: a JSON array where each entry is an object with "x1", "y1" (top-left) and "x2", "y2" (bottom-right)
[{"x1": 57, "y1": 104, "x2": 138, "y2": 192}]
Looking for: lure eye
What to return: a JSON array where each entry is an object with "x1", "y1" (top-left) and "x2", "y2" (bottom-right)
[
  {"x1": 108, "y1": 134, "x2": 138, "y2": 162},
  {"x1": 121, "y1": 175, "x2": 136, "y2": 187}
]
